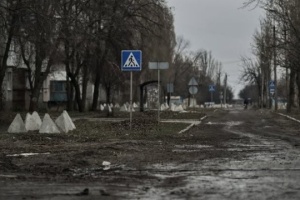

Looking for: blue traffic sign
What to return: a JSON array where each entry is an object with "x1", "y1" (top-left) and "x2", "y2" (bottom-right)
[
  {"x1": 269, "y1": 80, "x2": 275, "y2": 89},
  {"x1": 121, "y1": 50, "x2": 142, "y2": 71},
  {"x1": 209, "y1": 85, "x2": 215, "y2": 92}
]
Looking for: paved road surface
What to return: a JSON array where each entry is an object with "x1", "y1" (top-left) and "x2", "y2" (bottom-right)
[{"x1": 1, "y1": 108, "x2": 300, "y2": 199}]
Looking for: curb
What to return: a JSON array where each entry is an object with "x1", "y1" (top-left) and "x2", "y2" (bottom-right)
[
  {"x1": 278, "y1": 113, "x2": 300, "y2": 124},
  {"x1": 178, "y1": 116, "x2": 207, "y2": 134}
]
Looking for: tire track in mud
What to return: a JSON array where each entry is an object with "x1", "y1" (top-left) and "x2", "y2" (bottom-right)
[{"x1": 124, "y1": 112, "x2": 300, "y2": 199}]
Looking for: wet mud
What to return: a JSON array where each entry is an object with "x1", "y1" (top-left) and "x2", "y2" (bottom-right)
[{"x1": 0, "y1": 108, "x2": 300, "y2": 199}]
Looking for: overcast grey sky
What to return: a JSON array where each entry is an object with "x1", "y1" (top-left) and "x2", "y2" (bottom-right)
[{"x1": 167, "y1": 0, "x2": 264, "y2": 98}]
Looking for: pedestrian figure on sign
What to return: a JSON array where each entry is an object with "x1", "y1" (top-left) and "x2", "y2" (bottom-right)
[{"x1": 128, "y1": 55, "x2": 135, "y2": 66}]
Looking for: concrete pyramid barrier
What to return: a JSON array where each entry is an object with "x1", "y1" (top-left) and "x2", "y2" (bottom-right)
[
  {"x1": 8, "y1": 114, "x2": 27, "y2": 133},
  {"x1": 32, "y1": 111, "x2": 42, "y2": 127},
  {"x1": 115, "y1": 103, "x2": 120, "y2": 108},
  {"x1": 55, "y1": 111, "x2": 75, "y2": 133},
  {"x1": 39, "y1": 114, "x2": 60, "y2": 134},
  {"x1": 25, "y1": 111, "x2": 42, "y2": 131},
  {"x1": 63, "y1": 110, "x2": 76, "y2": 130},
  {"x1": 128, "y1": 106, "x2": 135, "y2": 112},
  {"x1": 170, "y1": 103, "x2": 176, "y2": 111},
  {"x1": 108, "y1": 105, "x2": 112, "y2": 113},
  {"x1": 161, "y1": 103, "x2": 167, "y2": 111},
  {"x1": 174, "y1": 105, "x2": 184, "y2": 112},
  {"x1": 100, "y1": 104, "x2": 105, "y2": 111},
  {"x1": 164, "y1": 103, "x2": 169, "y2": 109},
  {"x1": 24, "y1": 113, "x2": 32, "y2": 130},
  {"x1": 120, "y1": 104, "x2": 127, "y2": 112}
]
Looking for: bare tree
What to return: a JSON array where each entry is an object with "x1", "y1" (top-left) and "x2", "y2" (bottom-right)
[
  {"x1": 0, "y1": 0, "x2": 23, "y2": 109},
  {"x1": 17, "y1": 0, "x2": 62, "y2": 111},
  {"x1": 244, "y1": 0, "x2": 300, "y2": 111}
]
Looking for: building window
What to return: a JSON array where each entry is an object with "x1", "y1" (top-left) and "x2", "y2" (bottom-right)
[
  {"x1": 50, "y1": 81, "x2": 67, "y2": 101},
  {"x1": 51, "y1": 81, "x2": 66, "y2": 92}
]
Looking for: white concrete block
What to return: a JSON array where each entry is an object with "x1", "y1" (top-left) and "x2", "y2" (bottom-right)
[
  {"x1": 55, "y1": 111, "x2": 74, "y2": 133},
  {"x1": 108, "y1": 105, "x2": 112, "y2": 113},
  {"x1": 32, "y1": 111, "x2": 42, "y2": 127},
  {"x1": 161, "y1": 104, "x2": 167, "y2": 111},
  {"x1": 170, "y1": 103, "x2": 176, "y2": 111},
  {"x1": 25, "y1": 112, "x2": 42, "y2": 131},
  {"x1": 63, "y1": 110, "x2": 76, "y2": 130},
  {"x1": 174, "y1": 105, "x2": 184, "y2": 112},
  {"x1": 8, "y1": 114, "x2": 27, "y2": 133},
  {"x1": 100, "y1": 104, "x2": 104, "y2": 111},
  {"x1": 120, "y1": 104, "x2": 128, "y2": 112},
  {"x1": 39, "y1": 114, "x2": 60, "y2": 134}
]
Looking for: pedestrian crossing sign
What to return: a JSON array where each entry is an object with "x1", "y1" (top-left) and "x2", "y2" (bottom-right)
[
  {"x1": 121, "y1": 50, "x2": 142, "y2": 71},
  {"x1": 269, "y1": 80, "x2": 275, "y2": 89},
  {"x1": 209, "y1": 85, "x2": 215, "y2": 92}
]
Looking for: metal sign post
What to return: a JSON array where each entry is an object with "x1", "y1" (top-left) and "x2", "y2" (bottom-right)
[
  {"x1": 121, "y1": 50, "x2": 142, "y2": 130},
  {"x1": 209, "y1": 85, "x2": 215, "y2": 105},
  {"x1": 149, "y1": 62, "x2": 169, "y2": 123},
  {"x1": 130, "y1": 72, "x2": 133, "y2": 129},
  {"x1": 167, "y1": 83, "x2": 173, "y2": 106},
  {"x1": 188, "y1": 77, "x2": 198, "y2": 109},
  {"x1": 157, "y1": 63, "x2": 160, "y2": 123},
  {"x1": 220, "y1": 92, "x2": 223, "y2": 108}
]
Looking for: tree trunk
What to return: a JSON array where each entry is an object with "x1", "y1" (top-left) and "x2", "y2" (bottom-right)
[
  {"x1": 287, "y1": 69, "x2": 296, "y2": 112},
  {"x1": 66, "y1": 76, "x2": 74, "y2": 111},
  {"x1": 92, "y1": 48, "x2": 109, "y2": 110},
  {"x1": 105, "y1": 85, "x2": 112, "y2": 117},
  {"x1": 68, "y1": 73, "x2": 83, "y2": 112},
  {"x1": 29, "y1": 74, "x2": 45, "y2": 112},
  {"x1": 29, "y1": 87, "x2": 40, "y2": 112},
  {"x1": 106, "y1": 86, "x2": 111, "y2": 105},
  {"x1": 81, "y1": 65, "x2": 89, "y2": 111},
  {"x1": 0, "y1": 15, "x2": 16, "y2": 110},
  {"x1": 92, "y1": 65, "x2": 101, "y2": 110},
  {"x1": 74, "y1": 82, "x2": 83, "y2": 112},
  {"x1": 297, "y1": 71, "x2": 300, "y2": 109},
  {"x1": 0, "y1": 73, "x2": 6, "y2": 110}
]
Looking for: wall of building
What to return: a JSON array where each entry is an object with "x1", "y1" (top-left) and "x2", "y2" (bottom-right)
[{"x1": 3, "y1": 68, "x2": 13, "y2": 110}]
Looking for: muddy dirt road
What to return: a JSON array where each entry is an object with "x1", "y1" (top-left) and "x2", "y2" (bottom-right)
[{"x1": 1, "y1": 108, "x2": 300, "y2": 199}]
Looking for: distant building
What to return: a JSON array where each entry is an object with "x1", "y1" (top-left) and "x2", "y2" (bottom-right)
[{"x1": 2, "y1": 44, "x2": 120, "y2": 111}]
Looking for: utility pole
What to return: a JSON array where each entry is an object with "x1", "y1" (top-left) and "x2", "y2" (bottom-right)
[
  {"x1": 223, "y1": 73, "x2": 227, "y2": 106},
  {"x1": 273, "y1": 24, "x2": 278, "y2": 110},
  {"x1": 284, "y1": 27, "x2": 289, "y2": 111}
]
